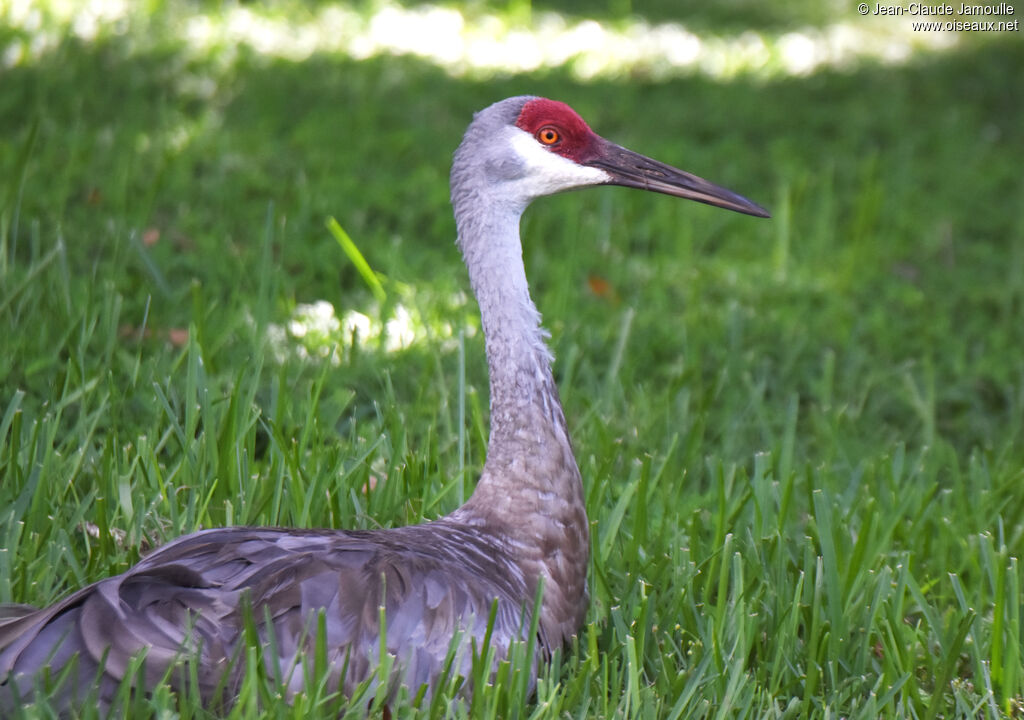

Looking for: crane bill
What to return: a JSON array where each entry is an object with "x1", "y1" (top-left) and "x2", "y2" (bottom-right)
[{"x1": 584, "y1": 140, "x2": 770, "y2": 218}]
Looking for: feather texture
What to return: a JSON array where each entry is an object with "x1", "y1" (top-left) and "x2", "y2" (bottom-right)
[{"x1": 1, "y1": 523, "x2": 540, "y2": 708}]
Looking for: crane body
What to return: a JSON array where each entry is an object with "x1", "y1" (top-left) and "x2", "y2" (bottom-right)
[{"x1": 0, "y1": 96, "x2": 767, "y2": 712}]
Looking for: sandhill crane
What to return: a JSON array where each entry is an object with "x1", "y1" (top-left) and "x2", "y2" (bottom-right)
[{"x1": 0, "y1": 96, "x2": 768, "y2": 712}]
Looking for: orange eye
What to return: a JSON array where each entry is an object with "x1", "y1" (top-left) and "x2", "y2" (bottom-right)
[{"x1": 537, "y1": 126, "x2": 560, "y2": 145}]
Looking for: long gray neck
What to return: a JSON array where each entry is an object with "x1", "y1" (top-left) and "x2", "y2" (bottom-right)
[
  {"x1": 463, "y1": 205, "x2": 559, "y2": 441},
  {"x1": 453, "y1": 196, "x2": 575, "y2": 488},
  {"x1": 449, "y1": 190, "x2": 589, "y2": 645}
]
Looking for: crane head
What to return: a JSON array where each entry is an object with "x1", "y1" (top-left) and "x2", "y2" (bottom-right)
[{"x1": 499, "y1": 97, "x2": 769, "y2": 218}]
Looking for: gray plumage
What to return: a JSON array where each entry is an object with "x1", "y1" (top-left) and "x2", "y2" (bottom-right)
[
  {"x1": 1, "y1": 95, "x2": 767, "y2": 713},
  {"x1": 1, "y1": 524, "x2": 540, "y2": 709},
  {"x1": 0, "y1": 96, "x2": 584, "y2": 713}
]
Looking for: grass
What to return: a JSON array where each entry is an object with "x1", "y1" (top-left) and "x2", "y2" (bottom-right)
[{"x1": 2, "y1": 1, "x2": 1024, "y2": 717}]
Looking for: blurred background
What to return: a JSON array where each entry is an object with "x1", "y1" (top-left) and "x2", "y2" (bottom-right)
[{"x1": 2, "y1": 0, "x2": 1021, "y2": 465}]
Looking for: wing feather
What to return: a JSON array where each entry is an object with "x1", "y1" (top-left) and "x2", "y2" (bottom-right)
[{"x1": 1, "y1": 522, "x2": 533, "y2": 711}]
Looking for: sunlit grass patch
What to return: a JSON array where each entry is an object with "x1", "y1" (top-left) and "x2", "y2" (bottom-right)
[
  {"x1": 1, "y1": 0, "x2": 991, "y2": 80},
  {"x1": 266, "y1": 291, "x2": 470, "y2": 364}
]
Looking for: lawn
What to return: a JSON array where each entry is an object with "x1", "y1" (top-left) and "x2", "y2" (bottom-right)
[{"x1": 1, "y1": 1, "x2": 1023, "y2": 717}]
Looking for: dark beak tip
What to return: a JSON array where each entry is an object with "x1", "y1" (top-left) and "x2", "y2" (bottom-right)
[{"x1": 588, "y1": 140, "x2": 772, "y2": 220}]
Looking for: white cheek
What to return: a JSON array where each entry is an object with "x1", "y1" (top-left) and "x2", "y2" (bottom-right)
[{"x1": 508, "y1": 131, "x2": 610, "y2": 198}]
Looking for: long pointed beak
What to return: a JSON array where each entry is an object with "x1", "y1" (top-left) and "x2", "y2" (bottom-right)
[{"x1": 584, "y1": 138, "x2": 770, "y2": 218}]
